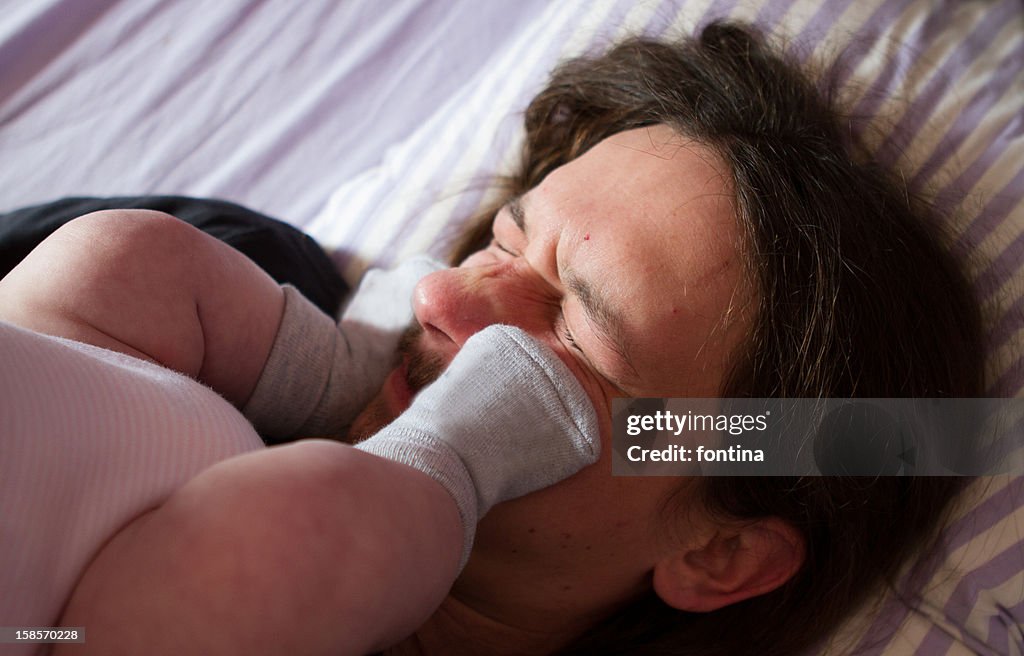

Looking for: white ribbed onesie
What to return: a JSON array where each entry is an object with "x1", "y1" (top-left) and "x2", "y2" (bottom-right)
[
  {"x1": 0, "y1": 256, "x2": 600, "y2": 655},
  {"x1": 0, "y1": 320, "x2": 264, "y2": 651},
  {"x1": 0, "y1": 256, "x2": 441, "y2": 651}
]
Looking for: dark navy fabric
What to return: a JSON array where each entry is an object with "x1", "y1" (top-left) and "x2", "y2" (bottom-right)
[{"x1": 0, "y1": 196, "x2": 348, "y2": 318}]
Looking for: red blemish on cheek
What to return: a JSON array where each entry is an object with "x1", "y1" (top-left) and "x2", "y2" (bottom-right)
[
  {"x1": 583, "y1": 233, "x2": 590, "y2": 241},
  {"x1": 671, "y1": 307, "x2": 679, "y2": 315}
]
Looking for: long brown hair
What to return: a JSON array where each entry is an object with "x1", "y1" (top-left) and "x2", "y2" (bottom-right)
[{"x1": 452, "y1": 22, "x2": 985, "y2": 655}]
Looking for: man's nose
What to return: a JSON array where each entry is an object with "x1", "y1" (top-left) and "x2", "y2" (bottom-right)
[{"x1": 412, "y1": 264, "x2": 550, "y2": 347}]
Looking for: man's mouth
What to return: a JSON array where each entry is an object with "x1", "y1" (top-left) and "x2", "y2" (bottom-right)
[
  {"x1": 383, "y1": 360, "x2": 414, "y2": 416},
  {"x1": 349, "y1": 323, "x2": 465, "y2": 443},
  {"x1": 387, "y1": 323, "x2": 450, "y2": 414}
]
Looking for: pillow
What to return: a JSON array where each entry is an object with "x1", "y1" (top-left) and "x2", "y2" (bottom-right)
[{"x1": 307, "y1": 1, "x2": 1024, "y2": 653}]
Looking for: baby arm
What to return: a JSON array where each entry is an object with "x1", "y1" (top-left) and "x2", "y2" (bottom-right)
[
  {"x1": 0, "y1": 209, "x2": 285, "y2": 405},
  {"x1": 0, "y1": 209, "x2": 436, "y2": 430},
  {"x1": 55, "y1": 326, "x2": 599, "y2": 656}
]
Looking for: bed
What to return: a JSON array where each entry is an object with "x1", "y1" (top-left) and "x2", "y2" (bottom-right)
[{"x1": 1, "y1": 0, "x2": 1021, "y2": 653}]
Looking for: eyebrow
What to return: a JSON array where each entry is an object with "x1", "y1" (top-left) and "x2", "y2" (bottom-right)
[
  {"x1": 507, "y1": 195, "x2": 638, "y2": 382},
  {"x1": 564, "y1": 269, "x2": 638, "y2": 379},
  {"x1": 509, "y1": 195, "x2": 527, "y2": 232}
]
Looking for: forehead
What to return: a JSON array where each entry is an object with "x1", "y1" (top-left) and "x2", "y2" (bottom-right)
[{"x1": 534, "y1": 125, "x2": 751, "y2": 395}]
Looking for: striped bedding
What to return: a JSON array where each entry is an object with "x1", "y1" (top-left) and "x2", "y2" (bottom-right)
[{"x1": 1, "y1": 1, "x2": 1021, "y2": 652}]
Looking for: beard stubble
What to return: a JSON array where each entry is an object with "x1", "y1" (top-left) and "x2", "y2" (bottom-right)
[{"x1": 347, "y1": 322, "x2": 448, "y2": 442}]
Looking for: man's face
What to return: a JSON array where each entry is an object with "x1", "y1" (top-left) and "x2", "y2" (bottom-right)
[{"x1": 351, "y1": 125, "x2": 752, "y2": 610}]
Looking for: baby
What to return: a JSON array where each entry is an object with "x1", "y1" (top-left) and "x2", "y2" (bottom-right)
[{"x1": 0, "y1": 209, "x2": 598, "y2": 655}]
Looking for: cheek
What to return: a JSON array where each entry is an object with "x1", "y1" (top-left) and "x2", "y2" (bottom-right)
[
  {"x1": 471, "y1": 463, "x2": 675, "y2": 568},
  {"x1": 476, "y1": 467, "x2": 611, "y2": 546}
]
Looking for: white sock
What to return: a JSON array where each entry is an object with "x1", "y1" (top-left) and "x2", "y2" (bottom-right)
[
  {"x1": 355, "y1": 324, "x2": 600, "y2": 568},
  {"x1": 242, "y1": 256, "x2": 445, "y2": 441}
]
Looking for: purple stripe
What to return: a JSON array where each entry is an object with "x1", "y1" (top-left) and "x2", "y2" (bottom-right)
[
  {"x1": 958, "y1": 168, "x2": 1024, "y2": 396},
  {"x1": 742, "y1": 0, "x2": 856, "y2": 69},
  {"x1": 846, "y1": 0, "x2": 940, "y2": 123},
  {"x1": 696, "y1": 0, "x2": 740, "y2": 28},
  {"x1": 874, "y1": 0, "x2": 1019, "y2": 170},
  {"x1": 751, "y1": 0, "x2": 802, "y2": 32},
  {"x1": 957, "y1": 164, "x2": 1024, "y2": 279},
  {"x1": 914, "y1": 626, "x2": 956, "y2": 655},
  {"x1": 954, "y1": 113, "x2": 1024, "y2": 250},
  {"x1": 846, "y1": 4, "x2": 1024, "y2": 641},
  {"x1": 939, "y1": 110, "x2": 1024, "y2": 242},
  {"x1": 985, "y1": 612, "x2": 1006, "y2": 655},
  {"x1": 647, "y1": 0, "x2": 729, "y2": 40},
  {"x1": 917, "y1": 539, "x2": 1024, "y2": 654},
  {"x1": 850, "y1": 570, "x2": 928, "y2": 651},
  {"x1": 766, "y1": 0, "x2": 914, "y2": 154},
  {"x1": 978, "y1": 237, "x2": 1024, "y2": 302},
  {"x1": 944, "y1": 477, "x2": 1024, "y2": 554},
  {"x1": 801, "y1": 0, "x2": 899, "y2": 56},
  {"x1": 817, "y1": 0, "x2": 916, "y2": 84},
  {"x1": 990, "y1": 358, "x2": 1024, "y2": 399},
  {"x1": 986, "y1": 415, "x2": 1024, "y2": 476},
  {"x1": 974, "y1": 221, "x2": 1024, "y2": 302},
  {"x1": 855, "y1": 476, "x2": 1024, "y2": 653},
  {"x1": 910, "y1": 33, "x2": 1024, "y2": 192},
  {"x1": 988, "y1": 287, "x2": 1024, "y2": 358},
  {"x1": 983, "y1": 596, "x2": 1024, "y2": 653}
]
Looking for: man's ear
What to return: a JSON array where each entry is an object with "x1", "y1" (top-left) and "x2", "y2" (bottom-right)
[{"x1": 652, "y1": 517, "x2": 804, "y2": 612}]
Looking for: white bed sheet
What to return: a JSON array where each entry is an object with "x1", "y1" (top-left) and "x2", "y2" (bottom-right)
[{"x1": 0, "y1": 0, "x2": 549, "y2": 234}]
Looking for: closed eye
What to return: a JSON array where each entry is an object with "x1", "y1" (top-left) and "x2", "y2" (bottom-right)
[
  {"x1": 495, "y1": 241, "x2": 516, "y2": 256},
  {"x1": 562, "y1": 325, "x2": 583, "y2": 353}
]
